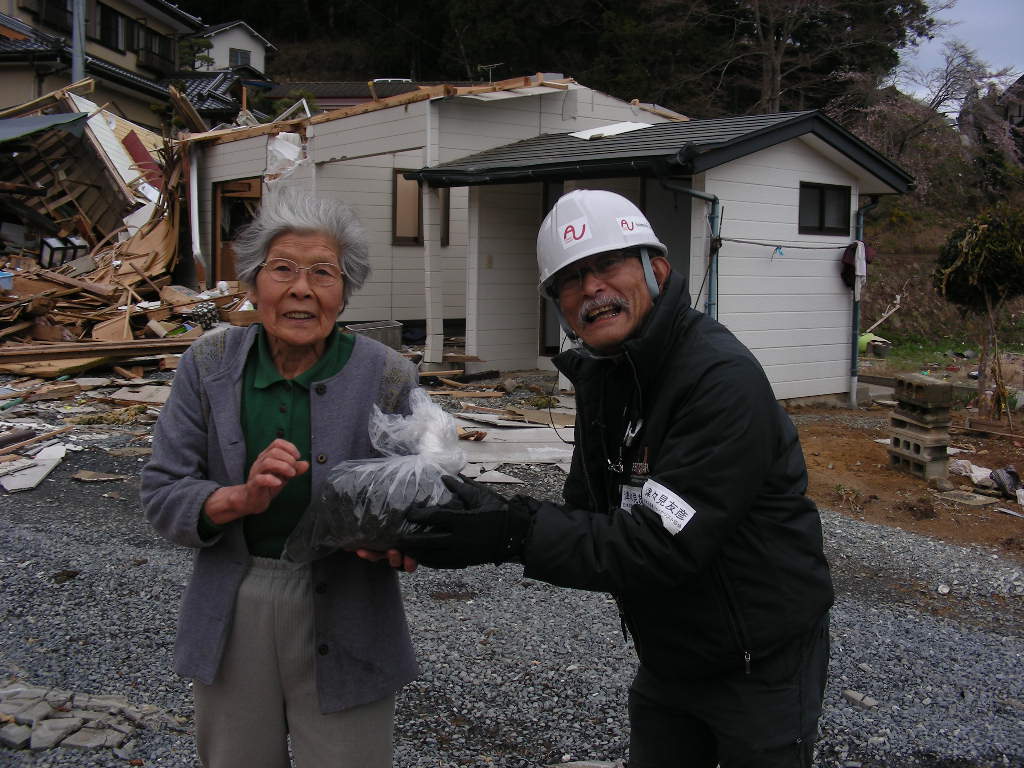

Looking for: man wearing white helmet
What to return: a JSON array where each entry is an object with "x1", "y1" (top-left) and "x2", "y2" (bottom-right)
[{"x1": 401, "y1": 189, "x2": 833, "y2": 767}]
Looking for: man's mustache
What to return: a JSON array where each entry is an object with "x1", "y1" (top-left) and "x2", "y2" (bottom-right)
[{"x1": 578, "y1": 295, "x2": 630, "y2": 324}]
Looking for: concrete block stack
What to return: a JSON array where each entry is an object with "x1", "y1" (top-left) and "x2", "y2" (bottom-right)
[{"x1": 888, "y1": 373, "x2": 953, "y2": 481}]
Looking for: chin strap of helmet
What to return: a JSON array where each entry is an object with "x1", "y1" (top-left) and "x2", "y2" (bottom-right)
[
  {"x1": 551, "y1": 300, "x2": 578, "y2": 342},
  {"x1": 640, "y1": 247, "x2": 660, "y2": 300}
]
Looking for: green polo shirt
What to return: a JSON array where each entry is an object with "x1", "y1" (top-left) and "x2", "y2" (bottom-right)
[{"x1": 199, "y1": 325, "x2": 354, "y2": 558}]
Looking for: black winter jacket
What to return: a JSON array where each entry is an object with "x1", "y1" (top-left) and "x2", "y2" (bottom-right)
[{"x1": 522, "y1": 273, "x2": 834, "y2": 680}]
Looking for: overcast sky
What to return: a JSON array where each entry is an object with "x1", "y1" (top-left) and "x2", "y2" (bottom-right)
[{"x1": 899, "y1": 0, "x2": 1022, "y2": 89}]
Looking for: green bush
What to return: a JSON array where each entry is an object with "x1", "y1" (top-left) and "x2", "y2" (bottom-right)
[{"x1": 934, "y1": 202, "x2": 1024, "y2": 313}]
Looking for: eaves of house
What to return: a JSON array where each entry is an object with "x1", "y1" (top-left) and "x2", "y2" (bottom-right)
[
  {"x1": 197, "y1": 20, "x2": 276, "y2": 52},
  {"x1": 405, "y1": 111, "x2": 914, "y2": 196},
  {"x1": 124, "y1": 0, "x2": 203, "y2": 33}
]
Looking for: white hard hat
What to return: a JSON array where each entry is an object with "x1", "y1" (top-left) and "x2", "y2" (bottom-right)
[{"x1": 536, "y1": 189, "x2": 667, "y2": 293}]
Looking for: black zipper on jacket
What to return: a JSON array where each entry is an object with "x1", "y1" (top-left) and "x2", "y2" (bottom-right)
[
  {"x1": 575, "y1": 378, "x2": 638, "y2": 645},
  {"x1": 713, "y1": 563, "x2": 753, "y2": 674}
]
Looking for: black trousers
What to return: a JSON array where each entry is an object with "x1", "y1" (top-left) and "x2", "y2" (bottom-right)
[{"x1": 627, "y1": 614, "x2": 830, "y2": 768}]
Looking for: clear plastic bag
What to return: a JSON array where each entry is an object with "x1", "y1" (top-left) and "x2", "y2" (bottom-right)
[{"x1": 283, "y1": 388, "x2": 465, "y2": 562}]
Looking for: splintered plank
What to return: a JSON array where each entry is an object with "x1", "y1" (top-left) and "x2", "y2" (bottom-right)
[
  {"x1": 0, "y1": 338, "x2": 194, "y2": 363},
  {"x1": 0, "y1": 356, "x2": 113, "y2": 378},
  {"x1": 0, "y1": 322, "x2": 32, "y2": 339},
  {"x1": 34, "y1": 269, "x2": 118, "y2": 300},
  {"x1": 25, "y1": 382, "x2": 81, "y2": 401},
  {"x1": 0, "y1": 425, "x2": 73, "y2": 456},
  {"x1": 427, "y1": 390, "x2": 505, "y2": 399},
  {"x1": 418, "y1": 369, "x2": 464, "y2": 378}
]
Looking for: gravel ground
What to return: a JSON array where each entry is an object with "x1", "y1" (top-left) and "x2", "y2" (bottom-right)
[{"x1": 1, "y1": 380, "x2": 1022, "y2": 767}]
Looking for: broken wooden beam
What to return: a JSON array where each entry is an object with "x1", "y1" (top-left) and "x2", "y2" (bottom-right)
[
  {"x1": 25, "y1": 382, "x2": 81, "y2": 402},
  {"x1": 34, "y1": 269, "x2": 118, "y2": 300},
  {"x1": 112, "y1": 365, "x2": 144, "y2": 380},
  {"x1": 0, "y1": 425, "x2": 73, "y2": 456},
  {"x1": 427, "y1": 390, "x2": 505, "y2": 399},
  {"x1": 418, "y1": 369, "x2": 464, "y2": 378},
  {"x1": 0, "y1": 338, "x2": 195, "y2": 363},
  {"x1": 0, "y1": 428, "x2": 35, "y2": 450}
]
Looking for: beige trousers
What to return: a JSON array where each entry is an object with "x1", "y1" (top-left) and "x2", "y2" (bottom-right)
[{"x1": 193, "y1": 557, "x2": 394, "y2": 768}]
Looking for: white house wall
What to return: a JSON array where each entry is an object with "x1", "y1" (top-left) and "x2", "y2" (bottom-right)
[
  {"x1": 693, "y1": 138, "x2": 859, "y2": 400},
  {"x1": 196, "y1": 133, "x2": 268, "y2": 280},
  {"x1": 311, "y1": 101, "x2": 428, "y2": 162},
  {"x1": 206, "y1": 27, "x2": 267, "y2": 73},
  {"x1": 467, "y1": 183, "x2": 544, "y2": 372},
  {"x1": 308, "y1": 103, "x2": 468, "y2": 324}
]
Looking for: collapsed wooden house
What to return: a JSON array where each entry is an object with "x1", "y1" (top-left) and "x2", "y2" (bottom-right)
[{"x1": 0, "y1": 79, "x2": 244, "y2": 376}]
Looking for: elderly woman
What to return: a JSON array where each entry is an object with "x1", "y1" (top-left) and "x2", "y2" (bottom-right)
[{"x1": 141, "y1": 190, "x2": 417, "y2": 768}]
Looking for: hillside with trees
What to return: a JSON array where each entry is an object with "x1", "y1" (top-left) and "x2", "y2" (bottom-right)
[{"x1": 180, "y1": 0, "x2": 937, "y2": 118}]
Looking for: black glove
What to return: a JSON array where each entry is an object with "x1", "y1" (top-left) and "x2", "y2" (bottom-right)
[{"x1": 398, "y1": 475, "x2": 534, "y2": 569}]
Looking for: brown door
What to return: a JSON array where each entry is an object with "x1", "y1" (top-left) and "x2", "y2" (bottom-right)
[{"x1": 214, "y1": 178, "x2": 261, "y2": 284}]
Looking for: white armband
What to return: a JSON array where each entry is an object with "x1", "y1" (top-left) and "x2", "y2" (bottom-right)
[{"x1": 641, "y1": 479, "x2": 697, "y2": 535}]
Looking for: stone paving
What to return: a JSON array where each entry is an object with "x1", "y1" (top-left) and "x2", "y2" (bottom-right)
[{"x1": 0, "y1": 680, "x2": 182, "y2": 759}]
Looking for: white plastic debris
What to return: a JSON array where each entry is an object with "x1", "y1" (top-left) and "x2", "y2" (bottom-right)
[{"x1": 948, "y1": 459, "x2": 997, "y2": 488}]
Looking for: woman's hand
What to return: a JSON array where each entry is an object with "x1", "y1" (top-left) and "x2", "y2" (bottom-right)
[
  {"x1": 203, "y1": 439, "x2": 310, "y2": 526},
  {"x1": 354, "y1": 549, "x2": 418, "y2": 573}
]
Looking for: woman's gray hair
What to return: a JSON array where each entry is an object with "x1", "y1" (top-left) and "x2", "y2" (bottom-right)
[{"x1": 233, "y1": 188, "x2": 370, "y2": 305}]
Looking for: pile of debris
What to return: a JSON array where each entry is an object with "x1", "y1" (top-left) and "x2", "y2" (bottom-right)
[
  {"x1": 0, "y1": 79, "x2": 253, "y2": 378},
  {"x1": 0, "y1": 371, "x2": 168, "y2": 492}
]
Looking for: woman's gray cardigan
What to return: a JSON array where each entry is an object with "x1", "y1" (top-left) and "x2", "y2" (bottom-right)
[{"x1": 140, "y1": 324, "x2": 419, "y2": 714}]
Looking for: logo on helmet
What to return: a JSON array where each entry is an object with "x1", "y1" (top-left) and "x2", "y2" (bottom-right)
[
  {"x1": 560, "y1": 217, "x2": 592, "y2": 249},
  {"x1": 619, "y1": 216, "x2": 650, "y2": 232},
  {"x1": 563, "y1": 224, "x2": 586, "y2": 241}
]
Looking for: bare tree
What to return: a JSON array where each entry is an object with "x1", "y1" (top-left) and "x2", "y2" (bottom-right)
[
  {"x1": 902, "y1": 40, "x2": 1011, "y2": 118},
  {"x1": 870, "y1": 40, "x2": 1014, "y2": 159}
]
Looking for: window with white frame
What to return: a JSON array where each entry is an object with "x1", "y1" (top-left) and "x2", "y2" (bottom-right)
[{"x1": 229, "y1": 48, "x2": 251, "y2": 67}]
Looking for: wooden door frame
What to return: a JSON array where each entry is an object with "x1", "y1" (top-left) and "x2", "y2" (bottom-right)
[{"x1": 213, "y1": 177, "x2": 261, "y2": 283}]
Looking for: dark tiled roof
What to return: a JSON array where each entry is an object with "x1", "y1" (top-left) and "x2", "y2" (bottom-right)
[
  {"x1": 0, "y1": 12, "x2": 168, "y2": 99},
  {"x1": 409, "y1": 110, "x2": 913, "y2": 193},
  {"x1": 85, "y1": 56, "x2": 169, "y2": 97},
  {"x1": 0, "y1": 11, "x2": 62, "y2": 54},
  {"x1": 165, "y1": 70, "x2": 248, "y2": 116},
  {"x1": 426, "y1": 112, "x2": 818, "y2": 172},
  {"x1": 265, "y1": 81, "x2": 420, "y2": 99},
  {"x1": 141, "y1": 0, "x2": 203, "y2": 31}
]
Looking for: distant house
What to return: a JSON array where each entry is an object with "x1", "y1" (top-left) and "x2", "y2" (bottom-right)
[
  {"x1": 999, "y1": 74, "x2": 1024, "y2": 128},
  {"x1": 164, "y1": 20, "x2": 275, "y2": 128},
  {"x1": 181, "y1": 74, "x2": 912, "y2": 400},
  {"x1": 190, "y1": 20, "x2": 274, "y2": 74},
  {"x1": 0, "y1": 1, "x2": 202, "y2": 129}
]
